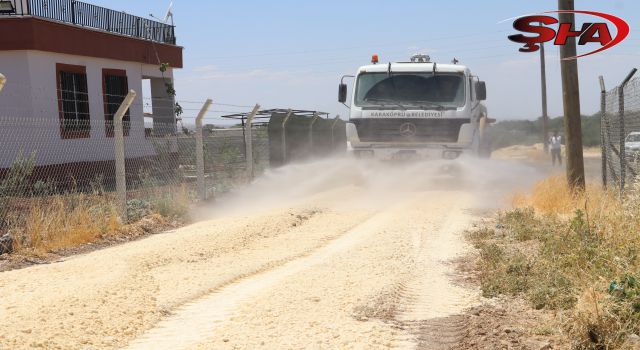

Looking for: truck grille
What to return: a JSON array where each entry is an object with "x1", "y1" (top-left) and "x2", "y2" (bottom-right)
[{"x1": 352, "y1": 118, "x2": 469, "y2": 143}]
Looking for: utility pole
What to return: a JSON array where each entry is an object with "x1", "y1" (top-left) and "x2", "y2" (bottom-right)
[
  {"x1": 558, "y1": 0, "x2": 585, "y2": 190},
  {"x1": 539, "y1": 32, "x2": 549, "y2": 154}
]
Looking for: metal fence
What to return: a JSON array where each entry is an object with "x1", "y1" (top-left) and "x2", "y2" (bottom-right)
[
  {"x1": 600, "y1": 69, "x2": 640, "y2": 194},
  {"x1": 0, "y1": 0, "x2": 176, "y2": 44},
  {"x1": 0, "y1": 76, "x2": 345, "y2": 239},
  {"x1": 267, "y1": 110, "x2": 346, "y2": 167}
]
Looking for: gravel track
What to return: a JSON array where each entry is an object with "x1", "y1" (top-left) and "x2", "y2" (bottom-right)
[
  {"x1": 0, "y1": 158, "x2": 536, "y2": 349},
  {"x1": 184, "y1": 191, "x2": 477, "y2": 350},
  {"x1": 0, "y1": 190, "x2": 377, "y2": 349}
]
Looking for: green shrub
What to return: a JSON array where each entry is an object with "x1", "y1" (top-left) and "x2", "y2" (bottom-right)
[
  {"x1": 472, "y1": 177, "x2": 640, "y2": 348},
  {"x1": 126, "y1": 199, "x2": 152, "y2": 222}
]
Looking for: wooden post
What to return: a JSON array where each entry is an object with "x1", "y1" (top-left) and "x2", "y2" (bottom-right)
[
  {"x1": 114, "y1": 90, "x2": 137, "y2": 222},
  {"x1": 539, "y1": 35, "x2": 549, "y2": 153},
  {"x1": 195, "y1": 99, "x2": 213, "y2": 201},
  {"x1": 558, "y1": 0, "x2": 585, "y2": 190}
]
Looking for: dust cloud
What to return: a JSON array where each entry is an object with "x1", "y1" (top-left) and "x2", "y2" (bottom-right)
[
  {"x1": 194, "y1": 155, "x2": 548, "y2": 220},
  {"x1": 154, "y1": 155, "x2": 546, "y2": 349},
  {"x1": 0, "y1": 156, "x2": 549, "y2": 349}
]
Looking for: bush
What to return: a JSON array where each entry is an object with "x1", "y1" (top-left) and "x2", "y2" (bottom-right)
[
  {"x1": 472, "y1": 176, "x2": 640, "y2": 348},
  {"x1": 126, "y1": 199, "x2": 152, "y2": 222},
  {"x1": 0, "y1": 151, "x2": 36, "y2": 228}
]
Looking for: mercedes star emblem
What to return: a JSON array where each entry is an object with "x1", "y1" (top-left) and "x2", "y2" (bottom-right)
[{"x1": 399, "y1": 122, "x2": 417, "y2": 137}]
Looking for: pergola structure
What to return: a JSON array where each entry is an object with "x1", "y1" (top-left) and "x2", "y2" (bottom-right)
[{"x1": 221, "y1": 108, "x2": 330, "y2": 127}]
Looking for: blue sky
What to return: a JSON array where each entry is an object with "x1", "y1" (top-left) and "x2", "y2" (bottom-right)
[{"x1": 89, "y1": 0, "x2": 640, "y2": 124}]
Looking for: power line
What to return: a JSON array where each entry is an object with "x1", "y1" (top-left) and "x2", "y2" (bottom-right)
[{"x1": 192, "y1": 30, "x2": 511, "y2": 61}]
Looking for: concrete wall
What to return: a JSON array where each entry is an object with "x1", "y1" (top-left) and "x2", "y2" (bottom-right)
[
  {"x1": 0, "y1": 50, "x2": 175, "y2": 168},
  {"x1": 0, "y1": 51, "x2": 33, "y2": 116}
]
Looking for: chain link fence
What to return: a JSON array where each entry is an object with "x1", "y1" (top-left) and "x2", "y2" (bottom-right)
[
  {"x1": 601, "y1": 69, "x2": 640, "y2": 194},
  {"x1": 0, "y1": 78, "x2": 345, "y2": 249},
  {"x1": 267, "y1": 110, "x2": 346, "y2": 167}
]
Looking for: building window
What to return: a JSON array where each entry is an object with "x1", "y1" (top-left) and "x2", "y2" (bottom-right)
[
  {"x1": 103, "y1": 69, "x2": 130, "y2": 137},
  {"x1": 57, "y1": 64, "x2": 90, "y2": 139}
]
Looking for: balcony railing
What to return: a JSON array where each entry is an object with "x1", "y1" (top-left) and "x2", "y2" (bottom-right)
[{"x1": 1, "y1": 0, "x2": 176, "y2": 45}]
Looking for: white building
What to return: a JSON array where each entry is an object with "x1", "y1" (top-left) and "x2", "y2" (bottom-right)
[{"x1": 0, "y1": 0, "x2": 183, "y2": 182}]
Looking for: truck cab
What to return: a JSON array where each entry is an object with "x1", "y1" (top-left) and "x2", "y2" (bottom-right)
[{"x1": 339, "y1": 54, "x2": 491, "y2": 160}]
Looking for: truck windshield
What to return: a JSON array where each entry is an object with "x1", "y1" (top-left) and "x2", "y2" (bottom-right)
[{"x1": 355, "y1": 72, "x2": 465, "y2": 108}]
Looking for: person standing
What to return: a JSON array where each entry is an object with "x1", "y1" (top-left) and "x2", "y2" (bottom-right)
[{"x1": 549, "y1": 131, "x2": 562, "y2": 166}]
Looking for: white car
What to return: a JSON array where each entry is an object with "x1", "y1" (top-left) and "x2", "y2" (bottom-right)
[
  {"x1": 626, "y1": 132, "x2": 640, "y2": 150},
  {"x1": 625, "y1": 132, "x2": 640, "y2": 160}
]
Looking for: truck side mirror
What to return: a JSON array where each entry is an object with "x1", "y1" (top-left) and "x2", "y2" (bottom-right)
[
  {"x1": 338, "y1": 83, "x2": 348, "y2": 103},
  {"x1": 475, "y1": 81, "x2": 487, "y2": 101}
]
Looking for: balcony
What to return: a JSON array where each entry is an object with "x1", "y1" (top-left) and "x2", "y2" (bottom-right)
[{"x1": 0, "y1": 0, "x2": 176, "y2": 45}]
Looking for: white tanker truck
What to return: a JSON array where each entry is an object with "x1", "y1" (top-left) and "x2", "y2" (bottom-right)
[{"x1": 338, "y1": 54, "x2": 493, "y2": 160}]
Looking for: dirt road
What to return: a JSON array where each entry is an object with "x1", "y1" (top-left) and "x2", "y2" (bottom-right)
[{"x1": 0, "y1": 158, "x2": 545, "y2": 349}]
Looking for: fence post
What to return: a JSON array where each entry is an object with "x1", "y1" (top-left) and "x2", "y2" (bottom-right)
[
  {"x1": 0, "y1": 73, "x2": 6, "y2": 93},
  {"x1": 330, "y1": 115, "x2": 341, "y2": 151},
  {"x1": 309, "y1": 112, "x2": 320, "y2": 151},
  {"x1": 281, "y1": 109, "x2": 293, "y2": 164},
  {"x1": 619, "y1": 68, "x2": 638, "y2": 194},
  {"x1": 244, "y1": 104, "x2": 261, "y2": 180},
  {"x1": 195, "y1": 99, "x2": 213, "y2": 201},
  {"x1": 114, "y1": 90, "x2": 137, "y2": 222},
  {"x1": 619, "y1": 84, "x2": 626, "y2": 194},
  {"x1": 599, "y1": 76, "x2": 607, "y2": 188}
]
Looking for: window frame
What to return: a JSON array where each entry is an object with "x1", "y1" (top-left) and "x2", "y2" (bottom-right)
[
  {"x1": 353, "y1": 72, "x2": 467, "y2": 108},
  {"x1": 56, "y1": 63, "x2": 91, "y2": 139},
  {"x1": 102, "y1": 69, "x2": 130, "y2": 138}
]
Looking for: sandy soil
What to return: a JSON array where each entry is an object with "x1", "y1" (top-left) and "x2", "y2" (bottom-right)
[
  {"x1": 0, "y1": 190, "x2": 378, "y2": 349},
  {"x1": 493, "y1": 144, "x2": 603, "y2": 184},
  {"x1": 0, "y1": 157, "x2": 546, "y2": 349},
  {"x1": 130, "y1": 191, "x2": 476, "y2": 350}
]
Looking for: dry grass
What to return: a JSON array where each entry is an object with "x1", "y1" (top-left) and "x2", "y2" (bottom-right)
[
  {"x1": 472, "y1": 175, "x2": 640, "y2": 349},
  {"x1": 11, "y1": 195, "x2": 121, "y2": 254},
  {"x1": 141, "y1": 183, "x2": 192, "y2": 219},
  {"x1": 7, "y1": 184, "x2": 192, "y2": 256},
  {"x1": 1, "y1": 153, "x2": 192, "y2": 257},
  {"x1": 510, "y1": 175, "x2": 617, "y2": 216}
]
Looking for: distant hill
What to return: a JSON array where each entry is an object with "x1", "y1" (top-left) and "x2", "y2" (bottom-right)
[{"x1": 490, "y1": 114, "x2": 601, "y2": 150}]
